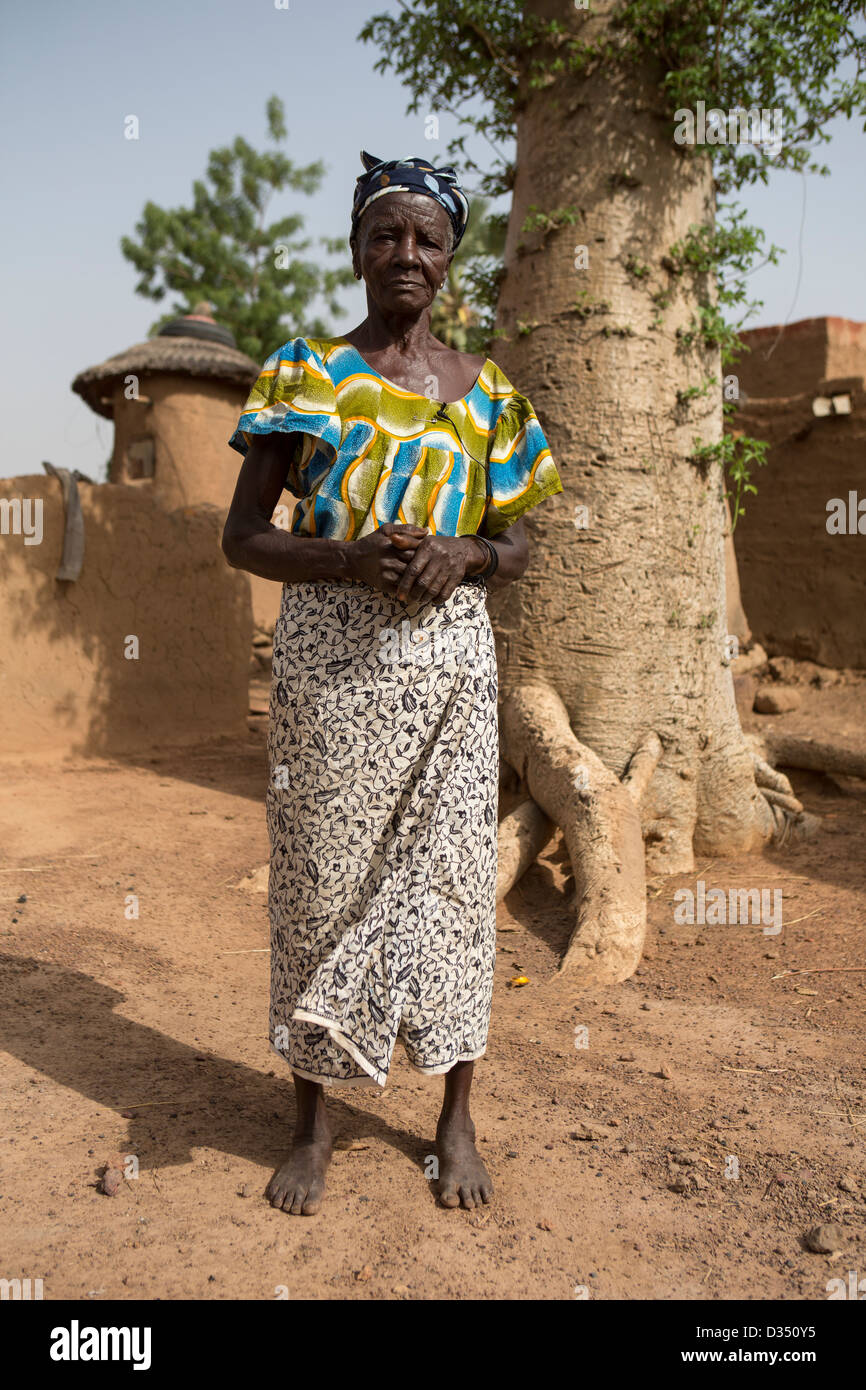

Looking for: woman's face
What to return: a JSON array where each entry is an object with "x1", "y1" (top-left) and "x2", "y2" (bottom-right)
[{"x1": 352, "y1": 192, "x2": 453, "y2": 315}]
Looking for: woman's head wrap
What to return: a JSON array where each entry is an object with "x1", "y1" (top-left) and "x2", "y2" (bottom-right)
[{"x1": 351, "y1": 151, "x2": 470, "y2": 253}]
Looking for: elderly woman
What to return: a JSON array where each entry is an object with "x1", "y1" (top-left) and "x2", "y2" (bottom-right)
[{"x1": 222, "y1": 152, "x2": 562, "y2": 1216}]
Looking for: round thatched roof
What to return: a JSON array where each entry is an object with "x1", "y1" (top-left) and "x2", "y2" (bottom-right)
[{"x1": 72, "y1": 317, "x2": 260, "y2": 419}]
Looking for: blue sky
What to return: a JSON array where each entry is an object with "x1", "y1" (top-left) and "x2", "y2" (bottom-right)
[{"x1": 2, "y1": 0, "x2": 864, "y2": 480}]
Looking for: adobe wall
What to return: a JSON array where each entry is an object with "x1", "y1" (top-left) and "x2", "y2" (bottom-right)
[
  {"x1": 0, "y1": 475, "x2": 253, "y2": 759},
  {"x1": 737, "y1": 317, "x2": 866, "y2": 399},
  {"x1": 109, "y1": 373, "x2": 284, "y2": 635},
  {"x1": 731, "y1": 381, "x2": 866, "y2": 668}
]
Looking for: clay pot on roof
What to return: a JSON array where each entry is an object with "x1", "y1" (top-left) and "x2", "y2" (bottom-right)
[{"x1": 71, "y1": 303, "x2": 261, "y2": 512}]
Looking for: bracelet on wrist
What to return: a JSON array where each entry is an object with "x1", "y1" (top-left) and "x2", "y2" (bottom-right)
[{"x1": 471, "y1": 534, "x2": 499, "y2": 580}]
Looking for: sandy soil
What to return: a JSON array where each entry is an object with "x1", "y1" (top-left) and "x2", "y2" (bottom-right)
[{"x1": 1, "y1": 666, "x2": 864, "y2": 1302}]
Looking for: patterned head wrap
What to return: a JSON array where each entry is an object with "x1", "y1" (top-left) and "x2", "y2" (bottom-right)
[{"x1": 351, "y1": 150, "x2": 470, "y2": 252}]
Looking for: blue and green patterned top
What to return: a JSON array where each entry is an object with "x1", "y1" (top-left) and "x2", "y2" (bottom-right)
[{"x1": 228, "y1": 336, "x2": 563, "y2": 539}]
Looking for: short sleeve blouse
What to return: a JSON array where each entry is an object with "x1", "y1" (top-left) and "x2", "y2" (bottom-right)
[{"x1": 228, "y1": 336, "x2": 563, "y2": 540}]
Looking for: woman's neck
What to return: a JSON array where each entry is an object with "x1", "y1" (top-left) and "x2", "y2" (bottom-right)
[{"x1": 345, "y1": 303, "x2": 440, "y2": 356}]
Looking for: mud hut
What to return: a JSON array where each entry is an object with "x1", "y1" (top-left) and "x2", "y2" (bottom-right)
[
  {"x1": 72, "y1": 305, "x2": 260, "y2": 512},
  {"x1": 71, "y1": 306, "x2": 286, "y2": 636}
]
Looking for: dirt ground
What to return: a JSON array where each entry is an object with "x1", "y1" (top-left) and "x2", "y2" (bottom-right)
[{"x1": 1, "y1": 662, "x2": 864, "y2": 1302}]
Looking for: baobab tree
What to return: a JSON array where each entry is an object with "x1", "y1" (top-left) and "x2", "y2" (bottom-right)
[{"x1": 361, "y1": 0, "x2": 866, "y2": 981}]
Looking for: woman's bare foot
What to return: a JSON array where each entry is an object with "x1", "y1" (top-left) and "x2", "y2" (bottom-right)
[
  {"x1": 436, "y1": 1115, "x2": 493, "y2": 1209},
  {"x1": 435, "y1": 1060, "x2": 493, "y2": 1210},
  {"x1": 266, "y1": 1074, "x2": 332, "y2": 1215}
]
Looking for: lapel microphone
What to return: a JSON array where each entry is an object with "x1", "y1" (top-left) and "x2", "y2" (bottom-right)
[{"x1": 426, "y1": 402, "x2": 490, "y2": 499}]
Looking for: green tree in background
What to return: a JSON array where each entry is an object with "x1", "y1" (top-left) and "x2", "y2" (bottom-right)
[
  {"x1": 120, "y1": 96, "x2": 354, "y2": 363},
  {"x1": 431, "y1": 197, "x2": 508, "y2": 353}
]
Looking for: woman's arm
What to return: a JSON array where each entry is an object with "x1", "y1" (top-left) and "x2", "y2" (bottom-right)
[
  {"x1": 221, "y1": 434, "x2": 356, "y2": 583},
  {"x1": 472, "y1": 516, "x2": 529, "y2": 591}
]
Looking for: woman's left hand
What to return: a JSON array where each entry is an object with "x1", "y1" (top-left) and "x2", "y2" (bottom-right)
[{"x1": 388, "y1": 529, "x2": 482, "y2": 604}]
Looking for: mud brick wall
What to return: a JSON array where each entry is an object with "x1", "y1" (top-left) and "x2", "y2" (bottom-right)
[
  {"x1": 0, "y1": 476, "x2": 253, "y2": 757},
  {"x1": 737, "y1": 317, "x2": 866, "y2": 400},
  {"x1": 731, "y1": 381, "x2": 866, "y2": 668}
]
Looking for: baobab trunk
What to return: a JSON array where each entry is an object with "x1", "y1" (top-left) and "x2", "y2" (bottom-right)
[{"x1": 490, "y1": 0, "x2": 809, "y2": 983}]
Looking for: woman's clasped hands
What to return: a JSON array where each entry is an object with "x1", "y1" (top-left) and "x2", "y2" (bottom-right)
[{"x1": 350, "y1": 522, "x2": 482, "y2": 604}]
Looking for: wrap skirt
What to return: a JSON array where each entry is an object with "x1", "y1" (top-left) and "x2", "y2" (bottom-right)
[{"x1": 266, "y1": 574, "x2": 499, "y2": 1087}]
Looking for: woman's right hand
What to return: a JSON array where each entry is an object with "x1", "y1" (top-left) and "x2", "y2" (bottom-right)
[{"x1": 349, "y1": 522, "x2": 429, "y2": 596}]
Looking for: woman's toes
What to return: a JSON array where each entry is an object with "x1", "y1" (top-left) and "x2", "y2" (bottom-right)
[
  {"x1": 458, "y1": 1185, "x2": 475, "y2": 1209},
  {"x1": 301, "y1": 1179, "x2": 324, "y2": 1214}
]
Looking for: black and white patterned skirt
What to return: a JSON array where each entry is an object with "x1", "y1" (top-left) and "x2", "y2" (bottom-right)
[{"x1": 266, "y1": 574, "x2": 499, "y2": 1087}]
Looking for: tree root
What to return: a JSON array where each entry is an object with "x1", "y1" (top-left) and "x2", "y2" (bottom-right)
[
  {"x1": 760, "y1": 788, "x2": 805, "y2": 815},
  {"x1": 621, "y1": 732, "x2": 663, "y2": 805},
  {"x1": 747, "y1": 741, "x2": 821, "y2": 845},
  {"x1": 493, "y1": 707, "x2": 834, "y2": 985},
  {"x1": 496, "y1": 798, "x2": 554, "y2": 902},
  {"x1": 500, "y1": 682, "x2": 646, "y2": 984},
  {"x1": 750, "y1": 751, "x2": 796, "y2": 797},
  {"x1": 756, "y1": 732, "x2": 866, "y2": 783}
]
